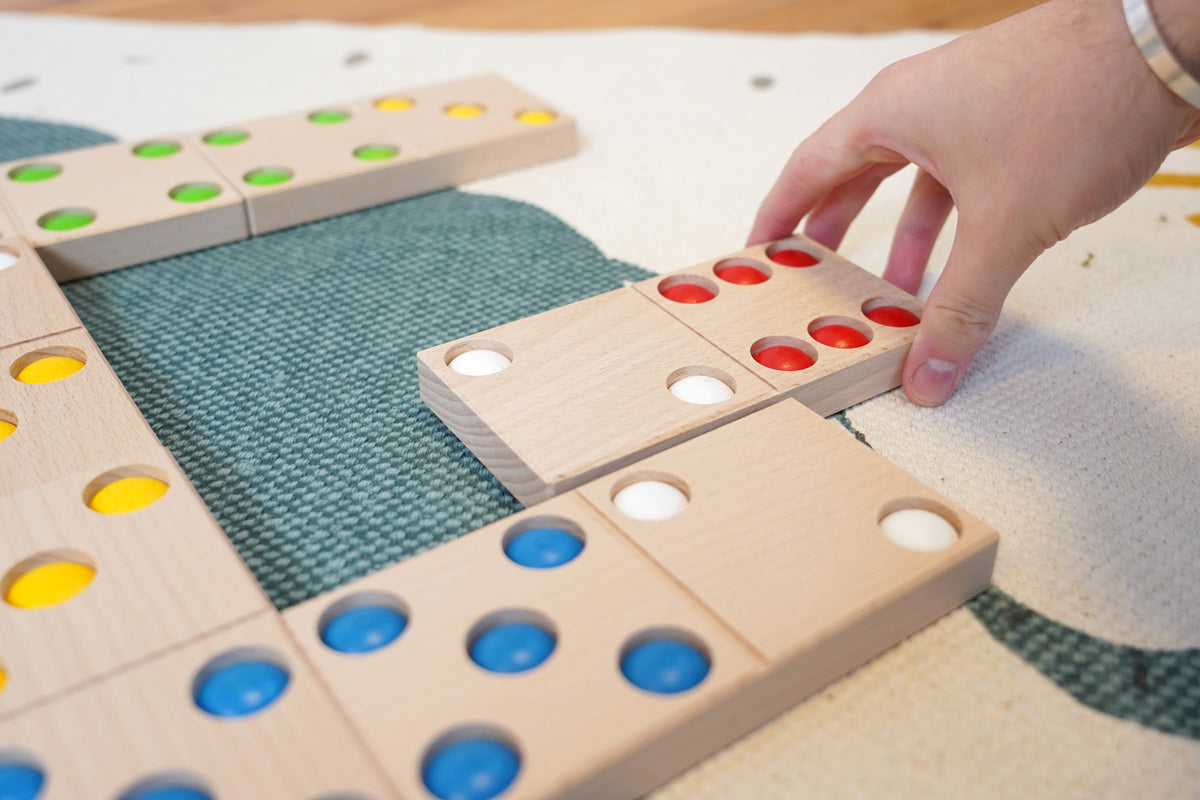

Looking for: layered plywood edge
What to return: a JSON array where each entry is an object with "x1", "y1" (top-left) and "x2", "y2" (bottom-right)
[{"x1": 0, "y1": 74, "x2": 578, "y2": 280}]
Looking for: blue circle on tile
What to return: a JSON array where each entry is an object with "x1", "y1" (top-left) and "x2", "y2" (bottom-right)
[
  {"x1": 470, "y1": 622, "x2": 555, "y2": 674},
  {"x1": 320, "y1": 604, "x2": 408, "y2": 654},
  {"x1": 423, "y1": 736, "x2": 520, "y2": 800},
  {"x1": 193, "y1": 656, "x2": 290, "y2": 718},
  {"x1": 120, "y1": 784, "x2": 211, "y2": 800},
  {"x1": 0, "y1": 760, "x2": 44, "y2": 800},
  {"x1": 504, "y1": 527, "x2": 583, "y2": 569},
  {"x1": 621, "y1": 637, "x2": 710, "y2": 694}
]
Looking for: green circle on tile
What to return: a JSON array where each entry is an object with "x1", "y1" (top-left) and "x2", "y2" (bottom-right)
[
  {"x1": 244, "y1": 167, "x2": 294, "y2": 187},
  {"x1": 169, "y1": 182, "x2": 223, "y2": 203},
  {"x1": 308, "y1": 109, "x2": 350, "y2": 125},
  {"x1": 38, "y1": 208, "x2": 96, "y2": 231},
  {"x1": 203, "y1": 130, "x2": 249, "y2": 147},
  {"x1": 353, "y1": 144, "x2": 399, "y2": 162},
  {"x1": 133, "y1": 140, "x2": 182, "y2": 158},
  {"x1": 8, "y1": 163, "x2": 61, "y2": 182}
]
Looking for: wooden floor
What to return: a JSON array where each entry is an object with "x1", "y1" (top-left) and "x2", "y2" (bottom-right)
[{"x1": 1, "y1": 0, "x2": 1043, "y2": 31}]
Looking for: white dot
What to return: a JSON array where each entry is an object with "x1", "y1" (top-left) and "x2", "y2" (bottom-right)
[
  {"x1": 669, "y1": 375, "x2": 733, "y2": 405},
  {"x1": 613, "y1": 481, "x2": 688, "y2": 521},
  {"x1": 0, "y1": 250, "x2": 18, "y2": 272},
  {"x1": 449, "y1": 349, "x2": 511, "y2": 376},
  {"x1": 880, "y1": 509, "x2": 958, "y2": 551}
]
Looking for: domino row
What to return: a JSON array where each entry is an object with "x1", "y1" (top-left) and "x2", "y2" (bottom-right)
[{"x1": 0, "y1": 74, "x2": 576, "y2": 281}]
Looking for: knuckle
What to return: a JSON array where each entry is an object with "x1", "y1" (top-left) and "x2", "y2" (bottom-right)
[{"x1": 924, "y1": 291, "x2": 999, "y2": 343}]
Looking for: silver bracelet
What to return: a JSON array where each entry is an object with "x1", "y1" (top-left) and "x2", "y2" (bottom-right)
[{"x1": 1124, "y1": 0, "x2": 1200, "y2": 109}]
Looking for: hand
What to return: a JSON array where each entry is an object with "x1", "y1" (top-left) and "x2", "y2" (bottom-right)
[{"x1": 749, "y1": 0, "x2": 1200, "y2": 406}]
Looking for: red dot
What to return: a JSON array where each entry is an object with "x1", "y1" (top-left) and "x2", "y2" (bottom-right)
[
  {"x1": 865, "y1": 306, "x2": 920, "y2": 327},
  {"x1": 661, "y1": 283, "x2": 715, "y2": 304},
  {"x1": 768, "y1": 249, "x2": 818, "y2": 267},
  {"x1": 715, "y1": 264, "x2": 768, "y2": 285},
  {"x1": 753, "y1": 345, "x2": 815, "y2": 371},
  {"x1": 812, "y1": 324, "x2": 869, "y2": 348}
]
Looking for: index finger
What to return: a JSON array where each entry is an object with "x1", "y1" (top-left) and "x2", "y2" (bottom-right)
[{"x1": 747, "y1": 114, "x2": 899, "y2": 246}]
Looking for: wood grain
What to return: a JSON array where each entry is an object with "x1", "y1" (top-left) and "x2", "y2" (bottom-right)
[
  {"x1": 285, "y1": 491, "x2": 764, "y2": 800},
  {"x1": 0, "y1": 0, "x2": 1045, "y2": 32},
  {"x1": 0, "y1": 612, "x2": 399, "y2": 799},
  {"x1": 0, "y1": 238, "x2": 81, "y2": 351}
]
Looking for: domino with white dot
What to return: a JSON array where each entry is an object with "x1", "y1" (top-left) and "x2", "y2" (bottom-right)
[{"x1": 417, "y1": 235, "x2": 923, "y2": 504}]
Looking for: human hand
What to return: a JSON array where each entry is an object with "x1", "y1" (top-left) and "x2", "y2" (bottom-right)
[{"x1": 749, "y1": 0, "x2": 1200, "y2": 406}]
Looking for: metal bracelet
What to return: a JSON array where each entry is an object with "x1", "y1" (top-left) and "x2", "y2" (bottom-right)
[{"x1": 1124, "y1": 0, "x2": 1200, "y2": 109}]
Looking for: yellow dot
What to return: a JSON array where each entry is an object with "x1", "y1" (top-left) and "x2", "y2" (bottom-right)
[
  {"x1": 375, "y1": 96, "x2": 415, "y2": 112},
  {"x1": 516, "y1": 109, "x2": 557, "y2": 125},
  {"x1": 0, "y1": 420, "x2": 14, "y2": 443},
  {"x1": 0, "y1": 667, "x2": 7, "y2": 695},
  {"x1": 1187, "y1": 212, "x2": 1200, "y2": 228},
  {"x1": 5, "y1": 561, "x2": 96, "y2": 609},
  {"x1": 445, "y1": 103, "x2": 485, "y2": 119},
  {"x1": 88, "y1": 476, "x2": 169, "y2": 514},
  {"x1": 16, "y1": 355, "x2": 84, "y2": 383}
]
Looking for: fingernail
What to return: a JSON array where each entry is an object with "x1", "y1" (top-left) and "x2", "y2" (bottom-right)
[{"x1": 910, "y1": 359, "x2": 958, "y2": 406}]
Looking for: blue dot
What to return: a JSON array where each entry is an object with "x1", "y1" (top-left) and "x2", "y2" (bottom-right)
[
  {"x1": 120, "y1": 784, "x2": 211, "y2": 800},
  {"x1": 194, "y1": 657, "x2": 290, "y2": 718},
  {"x1": 504, "y1": 527, "x2": 583, "y2": 569},
  {"x1": 621, "y1": 638, "x2": 710, "y2": 694},
  {"x1": 0, "y1": 761, "x2": 44, "y2": 800},
  {"x1": 423, "y1": 737, "x2": 520, "y2": 800},
  {"x1": 320, "y1": 604, "x2": 408, "y2": 654},
  {"x1": 470, "y1": 622, "x2": 555, "y2": 674}
]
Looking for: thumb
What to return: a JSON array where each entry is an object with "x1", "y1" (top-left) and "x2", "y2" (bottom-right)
[{"x1": 902, "y1": 224, "x2": 1033, "y2": 407}]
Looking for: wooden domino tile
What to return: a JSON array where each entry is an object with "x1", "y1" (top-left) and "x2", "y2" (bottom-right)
[
  {"x1": 417, "y1": 286, "x2": 778, "y2": 504},
  {"x1": 187, "y1": 106, "x2": 438, "y2": 235},
  {"x1": 285, "y1": 400, "x2": 997, "y2": 800},
  {"x1": 0, "y1": 612, "x2": 398, "y2": 799},
  {"x1": 634, "y1": 236, "x2": 922, "y2": 416},
  {"x1": 0, "y1": 140, "x2": 250, "y2": 281},
  {"x1": 1, "y1": 328, "x2": 167, "y2": 493},
  {"x1": 575, "y1": 399, "x2": 998, "y2": 662},
  {"x1": 284, "y1": 492, "x2": 765, "y2": 800},
  {"x1": 0, "y1": 451, "x2": 268, "y2": 715},
  {"x1": 0, "y1": 237, "x2": 82, "y2": 350},
  {"x1": 0, "y1": 193, "x2": 21, "y2": 240},
  {"x1": 353, "y1": 74, "x2": 578, "y2": 184}
]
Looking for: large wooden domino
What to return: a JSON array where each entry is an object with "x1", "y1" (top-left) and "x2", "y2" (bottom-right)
[
  {"x1": 0, "y1": 139, "x2": 250, "y2": 281},
  {"x1": 417, "y1": 235, "x2": 922, "y2": 504},
  {"x1": 418, "y1": 286, "x2": 778, "y2": 504},
  {"x1": 0, "y1": 74, "x2": 577, "y2": 280},
  {"x1": 0, "y1": 612, "x2": 398, "y2": 799},
  {"x1": 285, "y1": 399, "x2": 997, "y2": 800}
]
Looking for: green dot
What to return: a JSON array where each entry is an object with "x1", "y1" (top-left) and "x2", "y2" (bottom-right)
[
  {"x1": 133, "y1": 140, "x2": 181, "y2": 158},
  {"x1": 308, "y1": 109, "x2": 350, "y2": 125},
  {"x1": 38, "y1": 208, "x2": 96, "y2": 232},
  {"x1": 169, "y1": 182, "x2": 222, "y2": 203},
  {"x1": 203, "y1": 130, "x2": 249, "y2": 147},
  {"x1": 353, "y1": 144, "x2": 399, "y2": 161},
  {"x1": 244, "y1": 167, "x2": 294, "y2": 187},
  {"x1": 8, "y1": 163, "x2": 61, "y2": 182}
]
